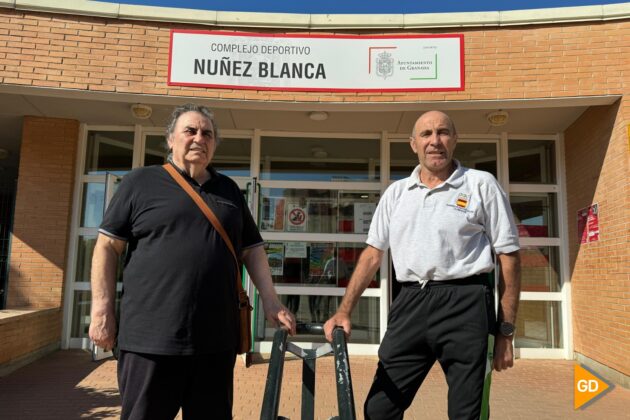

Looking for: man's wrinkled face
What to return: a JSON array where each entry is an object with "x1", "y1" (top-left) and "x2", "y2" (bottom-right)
[
  {"x1": 410, "y1": 111, "x2": 457, "y2": 174},
  {"x1": 167, "y1": 111, "x2": 216, "y2": 168}
]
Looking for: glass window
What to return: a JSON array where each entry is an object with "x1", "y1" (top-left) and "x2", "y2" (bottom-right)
[
  {"x1": 259, "y1": 188, "x2": 379, "y2": 234},
  {"x1": 80, "y1": 183, "x2": 105, "y2": 228},
  {"x1": 454, "y1": 143, "x2": 497, "y2": 178},
  {"x1": 264, "y1": 241, "x2": 377, "y2": 288},
  {"x1": 71, "y1": 291, "x2": 91, "y2": 338},
  {"x1": 515, "y1": 301, "x2": 562, "y2": 348},
  {"x1": 144, "y1": 134, "x2": 167, "y2": 166},
  {"x1": 85, "y1": 131, "x2": 134, "y2": 175},
  {"x1": 510, "y1": 193, "x2": 558, "y2": 238},
  {"x1": 390, "y1": 142, "x2": 417, "y2": 181},
  {"x1": 259, "y1": 296, "x2": 380, "y2": 344},
  {"x1": 508, "y1": 140, "x2": 556, "y2": 184},
  {"x1": 75, "y1": 236, "x2": 96, "y2": 283},
  {"x1": 520, "y1": 246, "x2": 561, "y2": 292},
  {"x1": 214, "y1": 138, "x2": 251, "y2": 177},
  {"x1": 260, "y1": 136, "x2": 380, "y2": 181}
]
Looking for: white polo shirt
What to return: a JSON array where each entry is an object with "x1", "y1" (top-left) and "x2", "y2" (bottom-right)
[{"x1": 367, "y1": 161, "x2": 520, "y2": 282}]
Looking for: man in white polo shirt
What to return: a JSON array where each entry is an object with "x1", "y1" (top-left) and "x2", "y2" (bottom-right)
[{"x1": 324, "y1": 110, "x2": 521, "y2": 420}]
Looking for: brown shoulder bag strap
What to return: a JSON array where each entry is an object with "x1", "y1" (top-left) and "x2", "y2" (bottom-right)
[{"x1": 162, "y1": 164, "x2": 245, "y2": 294}]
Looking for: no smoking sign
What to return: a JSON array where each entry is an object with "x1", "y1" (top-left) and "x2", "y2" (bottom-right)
[{"x1": 287, "y1": 205, "x2": 307, "y2": 231}]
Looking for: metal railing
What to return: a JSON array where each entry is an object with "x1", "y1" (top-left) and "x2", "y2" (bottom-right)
[{"x1": 260, "y1": 323, "x2": 356, "y2": 420}]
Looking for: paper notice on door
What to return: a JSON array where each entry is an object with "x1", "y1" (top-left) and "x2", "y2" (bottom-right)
[
  {"x1": 285, "y1": 241, "x2": 307, "y2": 258},
  {"x1": 354, "y1": 203, "x2": 376, "y2": 233}
]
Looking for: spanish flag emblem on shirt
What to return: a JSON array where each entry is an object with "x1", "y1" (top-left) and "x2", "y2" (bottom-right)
[{"x1": 456, "y1": 193, "x2": 469, "y2": 209}]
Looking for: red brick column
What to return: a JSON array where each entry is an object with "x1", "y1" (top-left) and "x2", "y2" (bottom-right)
[{"x1": 7, "y1": 116, "x2": 79, "y2": 309}]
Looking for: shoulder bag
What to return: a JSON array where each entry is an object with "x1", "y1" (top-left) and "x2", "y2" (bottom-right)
[{"x1": 163, "y1": 163, "x2": 252, "y2": 355}]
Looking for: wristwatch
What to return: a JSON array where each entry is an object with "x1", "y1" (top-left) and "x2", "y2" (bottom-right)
[{"x1": 499, "y1": 321, "x2": 516, "y2": 337}]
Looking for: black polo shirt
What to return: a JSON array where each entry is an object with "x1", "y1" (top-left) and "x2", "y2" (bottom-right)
[{"x1": 99, "y1": 162, "x2": 263, "y2": 355}]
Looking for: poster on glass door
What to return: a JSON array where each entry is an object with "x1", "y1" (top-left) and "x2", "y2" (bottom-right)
[
  {"x1": 260, "y1": 197, "x2": 285, "y2": 231},
  {"x1": 265, "y1": 242, "x2": 285, "y2": 276}
]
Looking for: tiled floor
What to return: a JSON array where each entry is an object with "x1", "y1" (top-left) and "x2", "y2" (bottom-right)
[{"x1": 0, "y1": 350, "x2": 628, "y2": 419}]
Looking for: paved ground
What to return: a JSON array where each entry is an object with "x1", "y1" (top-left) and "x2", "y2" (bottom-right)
[{"x1": 0, "y1": 350, "x2": 628, "y2": 419}]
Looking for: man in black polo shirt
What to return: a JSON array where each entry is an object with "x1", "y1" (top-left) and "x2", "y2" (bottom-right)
[{"x1": 89, "y1": 103, "x2": 296, "y2": 420}]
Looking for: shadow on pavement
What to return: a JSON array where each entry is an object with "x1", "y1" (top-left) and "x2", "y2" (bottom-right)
[{"x1": 0, "y1": 349, "x2": 120, "y2": 419}]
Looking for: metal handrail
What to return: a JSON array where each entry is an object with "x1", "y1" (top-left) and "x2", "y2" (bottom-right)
[
  {"x1": 260, "y1": 324, "x2": 356, "y2": 420},
  {"x1": 331, "y1": 327, "x2": 355, "y2": 420}
]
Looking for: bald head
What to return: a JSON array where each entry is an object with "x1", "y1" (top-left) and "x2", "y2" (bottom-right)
[
  {"x1": 411, "y1": 111, "x2": 457, "y2": 139},
  {"x1": 409, "y1": 110, "x2": 458, "y2": 179}
]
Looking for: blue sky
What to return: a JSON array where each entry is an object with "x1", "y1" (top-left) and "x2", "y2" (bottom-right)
[{"x1": 102, "y1": 1, "x2": 627, "y2": 14}]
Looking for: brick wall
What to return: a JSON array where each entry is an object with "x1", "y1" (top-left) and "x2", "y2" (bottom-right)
[
  {"x1": 7, "y1": 116, "x2": 79, "y2": 308},
  {"x1": 0, "y1": 308, "x2": 61, "y2": 371},
  {"x1": 0, "y1": 8, "x2": 628, "y2": 102},
  {"x1": 565, "y1": 100, "x2": 630, "y2": 376}
]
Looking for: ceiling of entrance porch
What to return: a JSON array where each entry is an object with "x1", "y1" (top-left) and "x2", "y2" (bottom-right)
[{"x1": 0, "y1": 88, "x2": 620, "y2": 180}]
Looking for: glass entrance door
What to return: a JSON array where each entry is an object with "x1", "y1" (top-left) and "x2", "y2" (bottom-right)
[
  {"x1": 64, "y1": 127, "x2": 134, "y2": 348},
  {"x1": 507, "y1": 137, "x2": 565, "y2": 357},
  {"x1": 255, "y1": 134, "x2": 384, "y2": 349}
]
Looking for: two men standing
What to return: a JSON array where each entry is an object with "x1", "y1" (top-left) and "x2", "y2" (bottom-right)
[{"x1": 90, "y1": 105, "x2": 519, "y2": 419}]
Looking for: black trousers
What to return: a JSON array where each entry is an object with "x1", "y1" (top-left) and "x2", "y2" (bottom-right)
[
  {"x1": 117, "y1": 349, "x2": 236, "y2": 420},
  {"x1": 365, "y1": 278, "x2": 495, "y2": 420}
]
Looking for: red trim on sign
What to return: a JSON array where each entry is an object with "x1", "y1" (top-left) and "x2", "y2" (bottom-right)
[
  {"x1": 167, "y1": 31, "x2": 174, "y2": 85},
  {"x1": 458, "y1": 34, "x2": 465, "y2": 89},
  {"x1": 171, "y1": 29, "x2": 464, "y2": 40},
  {"x1": 167, "y1": 29, "x2": 465, "y2": 92},
  {"x1": 166, "y1": 80, "x2": 463, "y2": 93}
]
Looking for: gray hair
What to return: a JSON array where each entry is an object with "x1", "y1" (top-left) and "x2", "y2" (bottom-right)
[{"x1": 165, "y1": 103, "x2": 220, "y2": 145}]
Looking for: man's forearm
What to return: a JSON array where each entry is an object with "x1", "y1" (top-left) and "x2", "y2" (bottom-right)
[
  {"x1": 91, "y1": 235, "x2": 123, "y2": 317},
  {"x1": 337, "y1": 245, "x2": 383, "y2": 315},
  {"x1": 497, "y1": 251, "x2": 521, "y2": 324},
  {"x1": 241, "y1": 245, "x2": 278, "y2": 304},
  {"x1": 90, "y1": 234, "x2": 125, "y2": 349},
  {"x1": 241, "y1": 244, "x2": 296, "y2": 334}
]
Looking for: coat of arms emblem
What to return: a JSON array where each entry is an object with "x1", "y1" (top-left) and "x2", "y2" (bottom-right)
[{"x1": 376, "y1": 51, "x2": 394, "y2": 79}]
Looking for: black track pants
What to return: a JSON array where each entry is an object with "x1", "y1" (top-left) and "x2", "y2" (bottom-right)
[
  {"x1": 365, "y1": 280, "x2": 495, "y2": 420},
  {"x1": 117, "y1": 349, "x2": 236, "y2": 420}
]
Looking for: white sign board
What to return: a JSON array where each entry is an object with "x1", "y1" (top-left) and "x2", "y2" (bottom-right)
[{"x1": 169, "y1": 31, "x2": 464, "y2": 92}]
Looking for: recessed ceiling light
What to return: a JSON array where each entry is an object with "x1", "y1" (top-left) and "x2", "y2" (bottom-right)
[
  {"x1": 486, "y1": 110, "x2": 509, "y2": 127},
  {"x1": 308, "y1": 111, "x2": 328, "y2": 121},
  {"x1": 311, "y1": 147, "x2": 328, "y2": 158},
  {"x1": 131, "y1": 103, "x2": 153, "y2": 119}
]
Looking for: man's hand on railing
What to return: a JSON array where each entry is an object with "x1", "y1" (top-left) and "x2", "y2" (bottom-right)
[{"x1": 324, "y1": 312, "x2": 352, "y2": 342}]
